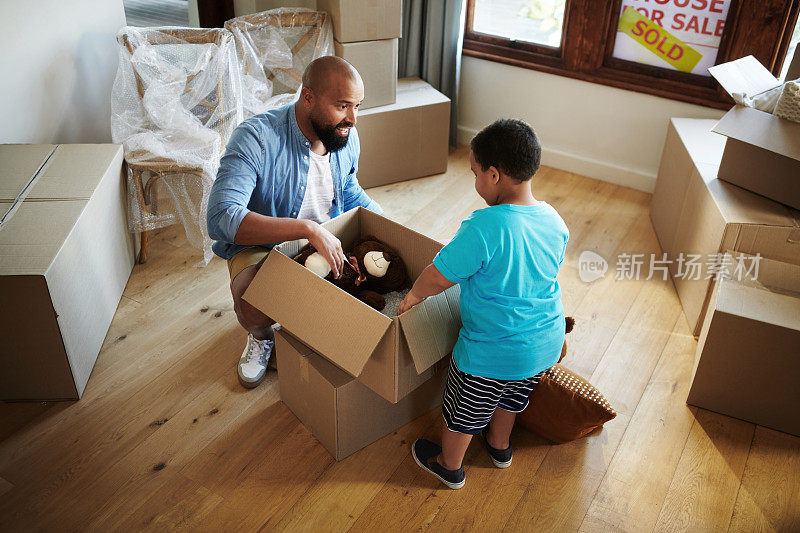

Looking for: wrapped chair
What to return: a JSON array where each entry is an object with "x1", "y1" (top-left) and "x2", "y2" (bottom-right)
[
  {"x1": 111, "y1": 27, "x2": 242, "y2": 264},
  {"x1": 225, "y1": 8, "x2": 334, "y2": 119}
]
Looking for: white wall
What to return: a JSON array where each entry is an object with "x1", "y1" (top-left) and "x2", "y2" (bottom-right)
[
  {"x1": 457, "y1": 56, "x2": 725, "y2": 192},
  {"x1": 0, "y1": 0, "x2": 127, "y2": 144}
]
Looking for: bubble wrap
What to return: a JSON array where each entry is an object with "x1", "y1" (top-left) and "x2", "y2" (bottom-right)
[
  {"x1": 774, "y1": 79, "x2": 800, "y2": 124},
  {"x1": 111, "y1": 26, "x2": 243, "y2": 265},
  {"x1": 225, "y1": 8, "x2": 334, "y2": 119},
  {"x1": 382, "y1": 288, "x2": 411, "y2": 318}
]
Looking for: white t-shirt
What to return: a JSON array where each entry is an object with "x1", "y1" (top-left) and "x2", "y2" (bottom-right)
[{"x1": 297, "y1": 149, "x2": 334, "y2": 223}]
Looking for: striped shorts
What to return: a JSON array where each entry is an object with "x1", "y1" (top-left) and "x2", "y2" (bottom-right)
[{"x1": 442, "y1": 360, "x2": 544, "y2": 435}]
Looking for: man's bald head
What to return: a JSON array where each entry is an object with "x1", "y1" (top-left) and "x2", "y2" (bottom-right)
[
  {"x1": 302, "y1": 56, "x2": 362, "y2": 96},
  {"x1": 296, "y1": 56, "x2": 364, "y2": 153}
]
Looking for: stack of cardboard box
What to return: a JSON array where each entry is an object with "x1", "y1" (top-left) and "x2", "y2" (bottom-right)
[
  {"x1": 243, "y1": 207, "x2": 462, "y2": 459},
  {"x1": 650, "y1": 52, "x2": 800, "y2": 436},
  {"x1": 317, "y1": 0, "x2": 451, "y2": 188},
  {"x1": 317, "y1": 0, "x2": 401, "y2": 110}
]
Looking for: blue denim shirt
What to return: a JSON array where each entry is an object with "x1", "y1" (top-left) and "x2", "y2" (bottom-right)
[{"x1": 207, "y1": 103, "x2": 382, "y2": 260}]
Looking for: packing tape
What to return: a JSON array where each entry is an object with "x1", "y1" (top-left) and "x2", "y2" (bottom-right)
[
  {"x1": 300, "y1": 355, "x2": 310, "y2": 383},
  {"x1": 0, "y1": 146, "x2": 58, "y2": 231},
  {"x1": 788, "y1": 212, "x2": 800, "y2": 244},
  {"x1": 618, "y1": 6, "x2": 702, "y2": 74}
]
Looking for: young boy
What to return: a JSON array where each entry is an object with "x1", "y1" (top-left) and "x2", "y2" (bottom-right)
[{"x1": 396, "y1": 119, "x2": 569, "y2": 489}]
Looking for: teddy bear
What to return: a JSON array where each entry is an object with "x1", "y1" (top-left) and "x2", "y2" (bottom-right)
[
  {"x1": 351, "y1": 235, "x2": 408, "y2": 294},
  {"x1": 292, "y1": 235, "x2": 409, "y2": 312}
]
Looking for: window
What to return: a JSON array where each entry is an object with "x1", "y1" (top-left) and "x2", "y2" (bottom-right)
[
  {"x1": 779, "y1": 14, "x2": 800, "y2": 81},
  {"x1": 463, "y1": 0, "x2": 800, "y2": 109},
  {"x1": 472, "y1": 0, "x2": 566, "y2": 48},
  {"x1": 611, "y1": 0, "x2": 732, "y2": 77}
]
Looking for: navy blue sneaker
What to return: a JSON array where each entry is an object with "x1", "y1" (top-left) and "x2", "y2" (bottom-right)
[
  {"x1": 481, "y1": 430, "x2": 512, "y2": 468},
  {"x1": 411, "y1": 438, "x2": 465, "y2": 489}
]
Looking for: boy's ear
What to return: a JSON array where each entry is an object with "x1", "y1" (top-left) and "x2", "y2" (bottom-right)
[{"x1": 489, "y1": 166, "x2": 500, "y2": 185}]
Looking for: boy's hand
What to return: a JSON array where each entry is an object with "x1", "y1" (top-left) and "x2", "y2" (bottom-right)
[{"x1": 398, "y1": 290, "x2": 426, "y2": 315}]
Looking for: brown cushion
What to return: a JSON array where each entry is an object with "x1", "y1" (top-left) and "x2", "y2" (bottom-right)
[{"x1": 517, "y1": 364, "x2": 616, "y2": 443}]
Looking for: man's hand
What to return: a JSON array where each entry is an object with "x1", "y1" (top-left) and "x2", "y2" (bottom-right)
[
  {"x1": 306, "y1": 221, "x2": 347, "y2": 279},
  {"x1": 397, "y1": 289, "x2": 426, "y2": 315}
]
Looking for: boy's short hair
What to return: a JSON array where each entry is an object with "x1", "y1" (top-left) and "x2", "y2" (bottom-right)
[{"x1": 470, "y1": 119, "x2": 541, "y2": 182}]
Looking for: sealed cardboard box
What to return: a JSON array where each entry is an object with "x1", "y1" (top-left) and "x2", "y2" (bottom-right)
[
  {"x1": 708, "y1": 56, "x2": 800, "y2": 210},
  {"x1": 650, "y1": 118, "x2": 800, "y2": 335},
  {"x1": 244, "y1": 206, "x2": 461, "y2": 403},
  {"x1": 687, "y1": 257, "x2": 800, "y2": 437},
  {"x1": 334, "y1": 38, "x2": 397, "y2": 109},
  {"x1": 356, "y1": 77, "x2": 450, "y2": 188},
  {"x1": 276, "y1": 329, "x2": 447, "y2": 460},
  {"x1": 234, "y1": 0, "x2": 316, "y2": 15},
  {"x1": 316, "y1": 0, "x2": 401, "y2": 43},
  {"x1": 0, "y1": 144, "x2": 135, "y2": 400}
]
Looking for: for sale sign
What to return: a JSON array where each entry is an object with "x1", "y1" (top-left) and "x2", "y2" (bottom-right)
[{"x1": 612, "y1": 0, "x2": 731, "y2": 76}]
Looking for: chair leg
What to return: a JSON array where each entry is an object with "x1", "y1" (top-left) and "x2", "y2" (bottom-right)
[
  {"x1": 131, "y1": 168, "x2": 151, "y2": 264},
  {"x1": 139, "y1": 229, "x2": 150, "y2": 264}
]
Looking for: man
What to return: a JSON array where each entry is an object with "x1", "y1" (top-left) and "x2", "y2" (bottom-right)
[{"x1": 206, "y1": 56, "x2": 382, "y2": 389}]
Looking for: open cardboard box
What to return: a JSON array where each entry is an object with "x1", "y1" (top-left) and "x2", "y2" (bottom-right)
[
  {"x1": 708, "y1": 55, "x2": 800, "y2": 210},
  {"x1": 243, "y1": 207, "x2": 462, "y2": 403},
  {"x1": 687, "y1": 255, "x2": 800, "y2": 437},
  {"x1": 0, "y1": 144, "x2": 135, "y2": 400},
  {"x1": 650, "y1": 118, "x2": 800, "y2": 335}
]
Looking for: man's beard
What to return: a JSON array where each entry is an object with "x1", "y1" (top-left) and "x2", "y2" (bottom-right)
[{"x1": 309, "y1": 115, "x2": 353, "y2": 153}]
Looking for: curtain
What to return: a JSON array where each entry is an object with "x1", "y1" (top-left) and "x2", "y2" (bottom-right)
[{"x1": 398, "y1": 0, "x2": 466, "y2": 146}]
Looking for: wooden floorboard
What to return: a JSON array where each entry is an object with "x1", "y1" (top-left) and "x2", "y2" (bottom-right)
[{"x1": 2, "y1": 146, "x2": 798, "y2": 531}]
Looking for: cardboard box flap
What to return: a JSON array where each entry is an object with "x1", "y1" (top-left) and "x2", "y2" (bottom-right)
[
  {"x1": 708, "y1": 56, "x2": 780, "y2": 100},
  {"x1": 0, "y1": 144, "x2": 57, "y2": 201},
  {"x1": 707, "y1": 177, "x2": 800, "y2": 226},
  {"x1": 717, "y1": 280, "x2": 800, "y2": 331},
  {"x1": 725, "y1": 255, "x2": 800, "y2": 294},
  {"x1": 27, "y1": 145, "x2": 123, "y2": 200},
  {"x1": 0, "y1": 200, "x2": 87, "y2": 274},
  {"x1": 399, "y1": 284, "x2": 461, "y2": 373},
  {"x1": 243, "y1": 248, "x2": 393, "y2": 377},
  {"x1": 713, "y1": 106, "x2": 800, "y2": 162},
  {"x1": 713, "y1": 255, "x2": 800, "y2": 331}
]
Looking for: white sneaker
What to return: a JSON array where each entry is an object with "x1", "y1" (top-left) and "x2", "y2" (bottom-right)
[{"x1": 237, "y1": 333, "x2": 273, "y2": 389}]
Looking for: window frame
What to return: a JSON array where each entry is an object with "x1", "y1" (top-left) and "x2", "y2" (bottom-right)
[{"x1": 463, "y1": 0, "x2": 800, "y2": 110}]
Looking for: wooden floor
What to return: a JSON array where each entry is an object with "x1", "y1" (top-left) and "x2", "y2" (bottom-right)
[{"x1": 2, "y1": 146, "x2": 799, "y2": 531}]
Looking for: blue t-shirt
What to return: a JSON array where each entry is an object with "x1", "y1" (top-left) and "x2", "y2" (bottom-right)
[{"x1": 433, "y1": 202, "x2": 569, "y2": 380}]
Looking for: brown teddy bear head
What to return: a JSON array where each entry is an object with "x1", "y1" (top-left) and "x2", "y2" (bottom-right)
[{"x1": 352, "y1": 235, "x2": 408, "y2": 294}]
